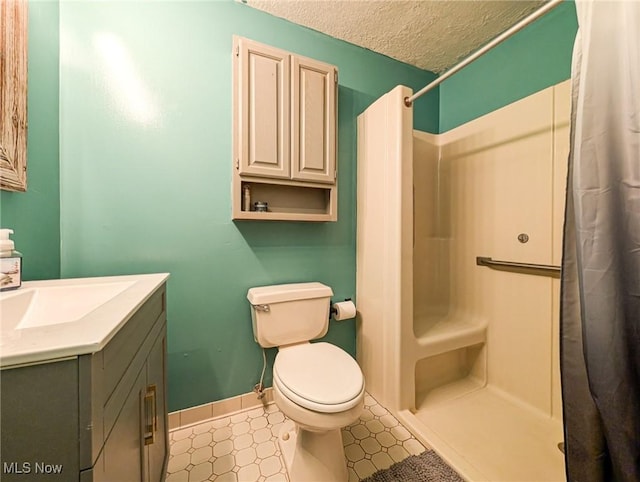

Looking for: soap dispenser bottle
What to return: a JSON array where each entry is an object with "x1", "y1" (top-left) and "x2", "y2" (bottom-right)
[{"x1": 0, "y1": 229, "x2": 22, "y2": 291}]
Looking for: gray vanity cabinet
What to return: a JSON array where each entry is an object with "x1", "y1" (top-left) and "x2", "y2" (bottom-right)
[{"x1": 0, "y1": 284, "x2": 168, "y2": 482}]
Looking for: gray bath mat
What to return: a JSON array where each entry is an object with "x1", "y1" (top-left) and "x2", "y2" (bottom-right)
[{"x1": 362, "y1": 450, "x2": 464, "y2": 482}]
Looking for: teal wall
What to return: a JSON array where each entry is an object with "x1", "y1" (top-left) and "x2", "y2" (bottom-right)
[
  {"x1": 0, "y1": 1, "x2": 60, "y2": 281},
  {"x1": 59, "y1": 0, "x2": 438, "y2": 411},
  {"x1": 438, "y1": 1, "x2": 578, "y2": 132}
]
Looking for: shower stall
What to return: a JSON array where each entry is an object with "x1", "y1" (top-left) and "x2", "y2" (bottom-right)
[{"x1": 356, "y1": 81, "x2": 569, "y2": 481}]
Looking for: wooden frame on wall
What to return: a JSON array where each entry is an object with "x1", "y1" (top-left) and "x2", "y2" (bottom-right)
[{"x1": 1, "y1": 0, "x2": 28, "y2": 192}]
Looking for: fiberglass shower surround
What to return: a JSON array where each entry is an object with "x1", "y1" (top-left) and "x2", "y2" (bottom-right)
[{"x1": 356, "y1": 82, "x2": 568, "y2": 481}]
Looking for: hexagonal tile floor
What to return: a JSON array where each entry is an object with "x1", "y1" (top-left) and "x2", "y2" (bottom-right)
[{"x1": 167, "y1": 392, "x2": 426, "y2": 481}]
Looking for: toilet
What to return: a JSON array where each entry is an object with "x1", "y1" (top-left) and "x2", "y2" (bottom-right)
[{"x1": 247, "y1": 282, "x2": 365, "y2": 481}]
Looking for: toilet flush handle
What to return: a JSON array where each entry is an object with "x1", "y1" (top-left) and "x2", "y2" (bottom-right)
[{"x1": 253, "y1": 304, "x2": 270, "y2": 312}]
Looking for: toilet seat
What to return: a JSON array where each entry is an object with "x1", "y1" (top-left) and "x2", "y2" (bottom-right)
[{"x1": 274, "y1": 342, "x2": 364, "y2": 413}]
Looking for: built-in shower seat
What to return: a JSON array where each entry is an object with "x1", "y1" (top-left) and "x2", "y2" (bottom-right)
[
  {"x1": 412, "y1": 312, "x2": 488, "y2": 409},
  {"x1": 413, "y1": 315, "x2": 487, "y2": 359}
]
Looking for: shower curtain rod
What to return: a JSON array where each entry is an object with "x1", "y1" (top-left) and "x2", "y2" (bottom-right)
[{"x1": 404, "y1": 0, "x2": 565, "y2": 107}]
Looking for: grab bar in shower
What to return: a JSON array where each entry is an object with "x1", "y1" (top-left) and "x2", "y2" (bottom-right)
[{"x1": 476, "y1": 257, "x2": 561, "y2": 278}]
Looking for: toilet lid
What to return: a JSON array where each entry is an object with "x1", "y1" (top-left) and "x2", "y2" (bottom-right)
[{"x1": 274, "y1": 342, "x2": 364, "y2": 413}]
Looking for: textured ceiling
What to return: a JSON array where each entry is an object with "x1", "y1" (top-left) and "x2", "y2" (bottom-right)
[{"x1": 245, "y1": 0, "x2": 547, "y2": 73}]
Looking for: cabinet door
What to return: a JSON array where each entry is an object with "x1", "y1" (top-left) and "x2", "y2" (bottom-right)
[
  {"x1": 0, "y1": 359, "x2": 79, "y2": 482},
  {"x1": 97, "y1": 367, "x2": 147, "y2": 482},
  {"x1": 291, "y1": 55, "x2": 336, "y2": 184},
  {"x1": 236, "y1": 37, "x2": 291, "y2": 179},
  {"x1": 144, "y1": 330, "x2": 168, "y2": 482}
]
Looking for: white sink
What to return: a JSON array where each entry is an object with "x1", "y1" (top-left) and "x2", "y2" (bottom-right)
[
  {"x1": 0, "y1": 273, "x2": 168, "y2": 367},
  {"x1": 2, "y1": 281, "x2": 135, "y2": 330}
]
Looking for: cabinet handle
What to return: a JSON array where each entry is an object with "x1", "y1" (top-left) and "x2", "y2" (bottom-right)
[{"x1": 144, "y1": 384, "x2": 157, "y2": 446}]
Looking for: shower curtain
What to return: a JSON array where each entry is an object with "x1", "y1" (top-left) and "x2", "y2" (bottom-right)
[{"x1": 561, "y1": 1, "x2": 640, "y2": 482}]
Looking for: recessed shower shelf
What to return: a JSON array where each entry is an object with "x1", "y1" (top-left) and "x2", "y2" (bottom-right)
[
  {"x1": 414, "y1": 341, "x2": 486, "y2": 410},
  {"x1": 415, "y1": 375, "x2": 485, "y2": 409}
]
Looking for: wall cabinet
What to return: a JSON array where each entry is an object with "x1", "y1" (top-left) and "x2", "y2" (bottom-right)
[
  {"x1": 232, "y1": 36, "x2": 338, "y2": 221},
  {"x1": 0, "y1": 284, "x2": 168, "y2": 482}
]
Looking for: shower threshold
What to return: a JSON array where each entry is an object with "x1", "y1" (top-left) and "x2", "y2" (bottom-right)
[{"x1": 397, "y1": 385, "x2": 566, "y2": 481}]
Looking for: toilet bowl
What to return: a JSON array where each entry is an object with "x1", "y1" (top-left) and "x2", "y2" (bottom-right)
[
  {"x1": 273, "y1": 342, "x2": 364, "y2": 481},
  {"x1": 247, "y1": 283, "x2": 365, "y2": 482}
]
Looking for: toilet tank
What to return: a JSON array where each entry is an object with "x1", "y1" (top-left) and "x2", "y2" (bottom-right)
[{"x1": 247, "y1": 282, "x2": 333, "y2": 348}]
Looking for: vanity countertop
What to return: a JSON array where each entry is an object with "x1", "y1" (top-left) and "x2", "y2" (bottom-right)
[{"x1": 0, "y1": 273, "x2": 169, "y2": 368}]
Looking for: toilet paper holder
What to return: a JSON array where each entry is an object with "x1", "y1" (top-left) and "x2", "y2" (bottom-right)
[{"x1": 330, "y1": 298, "x2": 352, "y2": 318}]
